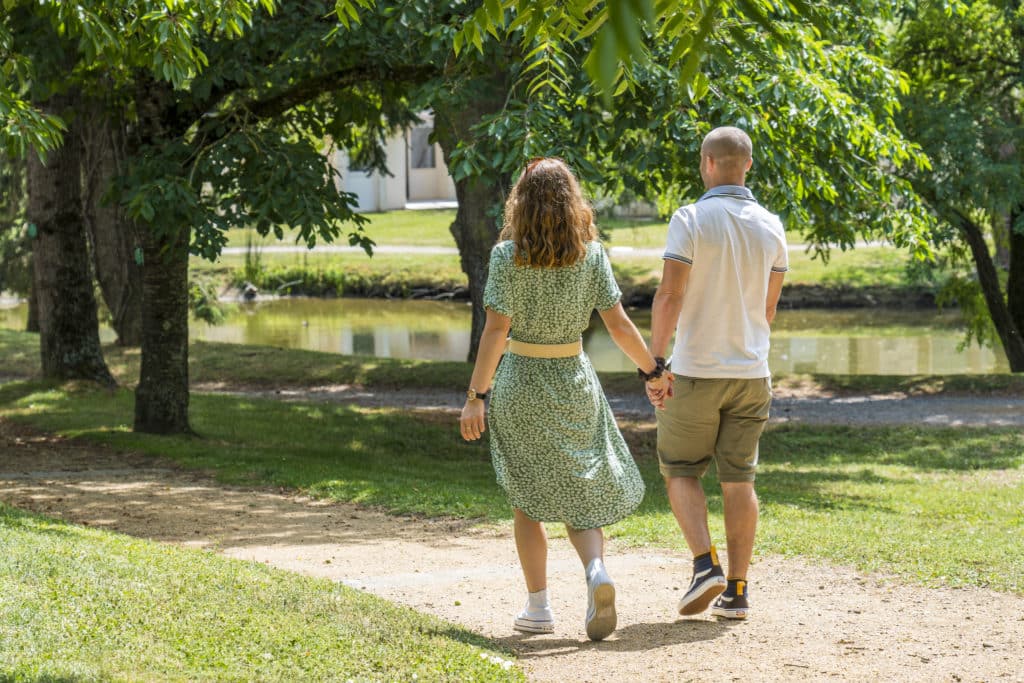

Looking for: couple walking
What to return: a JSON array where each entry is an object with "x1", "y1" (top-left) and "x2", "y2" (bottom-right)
[{"x1": 459, "y1": 126, "x2": 788, "y2": 641}]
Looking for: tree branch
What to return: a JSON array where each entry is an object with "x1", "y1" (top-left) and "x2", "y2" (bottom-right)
[{"x1": 194, "y1": 63, "x2": 438, "y2": 145}]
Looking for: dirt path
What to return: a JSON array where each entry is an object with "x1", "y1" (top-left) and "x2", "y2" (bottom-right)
[
  {"x1": 1, "y1": 421, "x2": 1021, "y2": 683},
  {"x1": 203, "y1": 382, "x2": 1024, "y2": 428}
]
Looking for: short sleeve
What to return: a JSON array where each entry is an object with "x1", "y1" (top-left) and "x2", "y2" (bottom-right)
[
  {"x1": 593, "y1": 245, "x2": 622, "y2": 311},
  {"x1": 771, "y1": 219, "x2": 789, "y2": 273},
  {"x1": 664, "y1": 208, "x2": 695, "y2": 265},
  {"x1": 484, "y1": 243, "x2": 513, "y2": 316}
]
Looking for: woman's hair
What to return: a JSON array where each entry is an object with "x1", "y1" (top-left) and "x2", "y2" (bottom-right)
[{"x1": 499, "y1": 157, "x2": 597, "y2": 267}]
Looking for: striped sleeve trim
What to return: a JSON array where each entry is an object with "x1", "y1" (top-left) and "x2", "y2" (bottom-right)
[
  {"x1": 771, "y1": 266, "x2": 789, "y2": 273},
  {"x1": 664, "y1": 252, "x2": 693, "y2": 265}
]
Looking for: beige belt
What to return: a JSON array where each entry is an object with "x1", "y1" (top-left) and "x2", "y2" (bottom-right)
[{"x1": 506, "y1": 339, "x2": 583, "y2": 358}]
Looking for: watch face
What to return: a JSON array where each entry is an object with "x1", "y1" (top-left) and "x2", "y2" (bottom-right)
[{"x1": 466, "y1": 389, "x2": 476, "y2": 400}]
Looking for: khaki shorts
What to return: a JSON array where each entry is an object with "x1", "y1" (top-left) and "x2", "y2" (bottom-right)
[{"x1": 656, "y1": 377, "x2": 772, "y2": 482}]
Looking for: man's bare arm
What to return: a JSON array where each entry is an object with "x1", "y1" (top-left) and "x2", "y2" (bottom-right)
[
  {"x1": 766, "y1": 271, "x2": 785, "y2": 325},
  {"x1": 651, "y1": 259, "x2": 691, "y2": 358}
]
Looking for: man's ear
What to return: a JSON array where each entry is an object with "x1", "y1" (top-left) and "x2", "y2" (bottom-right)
[{"x1": 744, "y1": 157, "x2": 753, "y2": 172}]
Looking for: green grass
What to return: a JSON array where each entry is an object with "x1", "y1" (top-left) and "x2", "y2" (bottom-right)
[
  {"x1": 226, "y1": 256, "x2": 467, "y2": 298},
  {"x1": 1, "y1": 382, "x2": 1021, "y2": 593},
  {"x1": 202, "y1": 208, "x2": 932, "y2": 297},
  {"x1": 220, "y1": 209, "x2": 458, "y2": 249},
  {"x1": 0, "y1": 501, "x2": 522, "y2": 682},
  {"x1": 220, "y1": 211, "x2": 664, "y2": 250}
]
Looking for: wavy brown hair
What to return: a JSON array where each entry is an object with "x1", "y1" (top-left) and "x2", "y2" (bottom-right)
[{"x1": 499, "y1": 157, "x2": 597, "y2": 268}]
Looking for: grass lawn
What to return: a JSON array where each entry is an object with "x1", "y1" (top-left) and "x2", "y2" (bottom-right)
[
  {"x1": 220, "y1": 209, "x2": 458, "y2": 249},
  {"x1": 205, "y1": 208, "x2": 928, "y2": 296},
  {"x1": 1, "y1": 381, "x2": 1021, "y2": 594},
  {"x1": 0, "y1": 501, "x2": 522, "y2": 682},
  {"x1": 219, "y1": 210, "x2": 660, "y2": 249}
]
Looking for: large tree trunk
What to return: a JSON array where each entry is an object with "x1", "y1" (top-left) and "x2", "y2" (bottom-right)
[
  {"x1": 1008, "y1": 205, "x2": 1024, "y2": 351},
  {"x1": 960, "y1": 214, "x2": 1024, "y2": 372},
  {"x1": 433, "y1": 62, "x2": 512, "y2": 361},
  {"x1": 81, "y1": 101, "x2": 143, "y2": 346},
  {"x1": 133, "y1": 226, "x2": 192, "y2": 433},
  {"x1": 131, "y1": 79, "x2": 193, "y2": 434},
  {"x1": 26, "y1": 93, "x2": 115, "y2": 385}
]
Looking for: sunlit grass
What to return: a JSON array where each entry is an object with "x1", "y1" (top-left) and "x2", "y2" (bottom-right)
[
  {"x1": 0, "y1": 501, "x2": 522, "y2": 682},
  {"x1": 1, "y1": 382, "x2": 1021, "y2": 593}
]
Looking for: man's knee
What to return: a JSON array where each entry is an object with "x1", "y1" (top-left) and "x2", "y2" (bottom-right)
[{"x1": 720, "y1": 481, "x2": 757, "y2": 498}]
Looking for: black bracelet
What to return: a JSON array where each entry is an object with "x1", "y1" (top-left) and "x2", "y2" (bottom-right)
[{"x1": 637, "y1": 357, "x2": 667, "y2": 382}]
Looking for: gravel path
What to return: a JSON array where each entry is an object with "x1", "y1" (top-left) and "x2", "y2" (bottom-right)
[
  {"x1": 204, "y1": 383, "x2": 1024, "y2": 428},
  {"x1": 1, "y1": 421, "x2": 1021, "y2": 683},
  {"x1": 2, "y1": 383, "x2": 1022, "y2": 682}
]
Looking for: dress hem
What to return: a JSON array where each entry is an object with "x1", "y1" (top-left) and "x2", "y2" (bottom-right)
[{"x1": 503, "y1": 488, "x2": 645, "y2": 531}]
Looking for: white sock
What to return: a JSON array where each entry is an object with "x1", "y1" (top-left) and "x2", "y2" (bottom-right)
[
  {"x1": 527, "y1": 588, "x2": 549, "y2": 609},
  {"x1": 586, "y1": 558, "x2": 606, "y2": 581}
]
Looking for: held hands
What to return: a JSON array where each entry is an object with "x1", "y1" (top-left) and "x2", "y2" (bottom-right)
[
  {"x1": 645, "y1": 373, "x2": 675, "y2": 410},
  {"x1": 460, "y1": 399, "x2": 487, "y2": 441}
]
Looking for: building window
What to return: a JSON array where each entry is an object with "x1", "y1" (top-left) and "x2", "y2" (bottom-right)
[{"x1": 410, "y1": 127, "x2": 435, "y2": 169}]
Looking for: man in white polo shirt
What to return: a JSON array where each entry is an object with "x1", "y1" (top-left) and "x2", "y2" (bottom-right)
[{"x1": 647, "y1": 126, "x2": 787, "y2": 620}]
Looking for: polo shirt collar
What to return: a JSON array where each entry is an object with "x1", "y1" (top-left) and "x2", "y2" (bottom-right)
[{"x1": 699, "y1": 184, "x2": 757, "y2": 202}]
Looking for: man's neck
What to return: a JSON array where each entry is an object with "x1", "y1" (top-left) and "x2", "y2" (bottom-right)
[{"x1": 705, "y1": 178, "x2": 746, "y2": 190}]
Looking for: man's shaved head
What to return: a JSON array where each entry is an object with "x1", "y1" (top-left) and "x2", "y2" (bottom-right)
[
  {"x1": 701, "y1": 127, "x2": 753, "y2": 169},
  {"x1": 699, "y1": 126, "x2": 753, "y2": 187}
]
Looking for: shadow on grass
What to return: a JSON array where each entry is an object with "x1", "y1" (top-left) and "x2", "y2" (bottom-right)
[
  {"x1": 0, "y1": 380, "x2": 54, "y2": 406},
  {"x1": 4, "y1": 384, "x2": 1021, "y2": 553},
  {"x1": 762, "y1": 424, "x2": 1023, "y2": 471}
]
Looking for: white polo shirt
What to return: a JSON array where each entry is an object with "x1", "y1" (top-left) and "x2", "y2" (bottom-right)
[{"x1": 663, "y1": 185, "x2": 788, "y2": 378}]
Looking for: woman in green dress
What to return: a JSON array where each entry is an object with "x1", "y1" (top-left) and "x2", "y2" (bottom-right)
[{"x1": 459, "y1": 158, "x2": 672, "y2": 641}]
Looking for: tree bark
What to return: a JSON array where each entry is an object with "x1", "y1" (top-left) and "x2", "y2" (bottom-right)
[
  {"x1": 433, "y1": 61, "x2": 512, "y2": 361},
  {"x1": 133, "y1": 225, "x2": 192, "y2": 433},
  {"x1": 81, "y1": 101, "x2": 143, "y2": 346},
  {"x1": 26, "y1": 93, "x2": 115, "y2": 385},
  {"x1": 26, "y1": 264, "x2": 39, "y2": 333},
  {"x1": 131, "y1": 79, "x2": 194, "y2": 434},
  {"x1": 1007, "y1": 205, "x2": 1024, "y2": 351},
  {"x1": 959, "y1": 213, "x2": 1024, "y2": 371}
]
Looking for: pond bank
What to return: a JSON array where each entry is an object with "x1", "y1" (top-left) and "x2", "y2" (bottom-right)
[{"x1": 230, "y1": 267, "x2": 940, "y2": 309}]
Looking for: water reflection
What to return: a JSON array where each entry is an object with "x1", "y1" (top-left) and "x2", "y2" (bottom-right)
[{"x1": 0, "y1": 299, "x2": 1009, "y2": 375}]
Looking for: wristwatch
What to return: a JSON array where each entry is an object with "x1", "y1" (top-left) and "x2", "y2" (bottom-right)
[
  {"x1": 638, "y1": 357, "x2": 668, "y2": 381},
  {"x1": 466, "y1": 387, "x2": 489, "y2": 401}
]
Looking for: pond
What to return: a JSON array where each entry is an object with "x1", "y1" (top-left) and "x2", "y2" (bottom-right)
[{"x1": 1, "y1": 298, "x2": 1009, "y2": 375}]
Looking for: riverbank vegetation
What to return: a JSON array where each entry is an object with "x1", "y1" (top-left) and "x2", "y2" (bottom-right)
[
  {"x1": 196, "y1": 209, "x2": 944, "y2": 308},
  {"x1": 0, "y1": 502, "x2": 522, "y2": 681},
  {"x1": 0, "y1": 380, "x2": 1020, "y2": 595}
]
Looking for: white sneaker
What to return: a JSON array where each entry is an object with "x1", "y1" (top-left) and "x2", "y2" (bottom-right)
[
  {"x1": 513, "y1": 603, "x2": 554, "y2": 634},
  {"x1": 585, "y1": 561, "x2": 616, "y2": 641}
]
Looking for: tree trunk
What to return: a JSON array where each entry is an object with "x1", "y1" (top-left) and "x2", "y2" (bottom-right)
[
  {"x1": 133, "y1": 226, "x2": 192, "y2": 433},
  {"x1": 993, "y1": 213, "x2": 1011, "y2": 269},
  {"x1": 81, "y1": 101, "x2": 143, "y2": 346},
  {"x1": 26, "y1": 93, "x2": 115, "y2": 385},
  {"x1": 130, "y1": 78, "x2": 194, "y2": 434},
  {"x1": 1008, "y1": 205, "x2": 1024, "y2": 353},
  {"x1": 433, "y1": 62, "x2": 512, "y2": 361},
  {"x1": 26, "y1": 265, "x2": 39, "y2": 333},
  {"x1": 960, "y1": 214, "x2": 1024, "y2": 372}
]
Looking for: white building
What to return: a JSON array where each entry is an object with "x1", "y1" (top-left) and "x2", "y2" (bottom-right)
[{"x1": 334, "y1": 112, "x2": 457, "y2": 212}]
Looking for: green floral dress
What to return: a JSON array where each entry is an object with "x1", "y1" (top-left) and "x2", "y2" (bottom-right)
[{"x1": 484, "y1": 240, "x2": 644, "y2": 529}]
